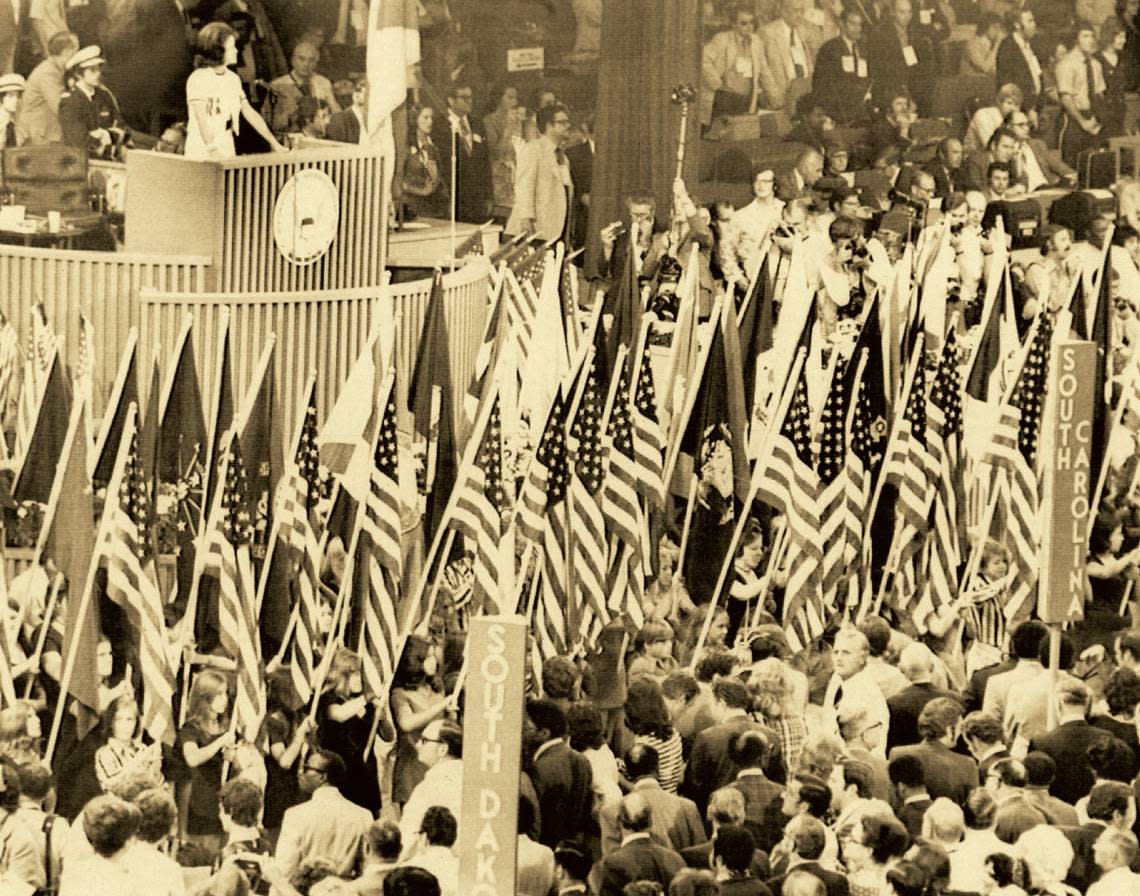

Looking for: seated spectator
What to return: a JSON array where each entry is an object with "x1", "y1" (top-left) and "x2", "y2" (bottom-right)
[
  {"x1": 962, "y1": 126, "x2": 1027, "y2": 192},
  {"x1": 867, "y1": 92, "x2": 916, "y2": 165},
  {"x1": 325, "y1": 77, "x2": 366, "y2": 144},
  {"x1": 984, "y1": 161, "x2": 1013, "y2": 202},
  {"x1": 1004, "y1": 107, "x2": 1076, "y2": 189},
  {"x1": 264, "y1": 40, "x2": 340, "y2": 136},
  {"x1": 924, "y1": 138, "x2": 963, "y2": 198},
  {"x1": 700, "y1": 3, "x2": 775, "y2": 128},
  {"x1": 784, "y1": 94, "x2": 832, "y2": 153},
  {"x1": 962, "y1": 14, "x2": 1007, "y2": 74},
  {"x1": 964, "y1": 83, "x2": 1024, "y2": 152}
]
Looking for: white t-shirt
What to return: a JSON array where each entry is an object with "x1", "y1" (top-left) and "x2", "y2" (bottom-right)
[{"x1": 184, "y1": 67, "x2": 244, "y2": 161}]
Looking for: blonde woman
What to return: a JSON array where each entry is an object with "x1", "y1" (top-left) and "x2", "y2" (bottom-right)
[
  {"x1": 748, "y1": 657, "x2": 808, "y2": 775},
  {"x1": 317, "y1": 647, "x2": 380, "y2": 813}
]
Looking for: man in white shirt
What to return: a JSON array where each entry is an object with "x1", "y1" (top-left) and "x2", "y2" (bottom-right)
[
  {"x1": 821, "y1": 627, "x2": 890, "y2": 756},
  {"x1": 399, "y1": 721, "x2": 463, "y2": 856},
  {"x1": 720, "y1": 167, "x2": 784, "y2": 290},
  {"x1": 1088, "y1": 828, "x2": 1140, "y2": 896},
  {"x1": 402, "y1": 806, "x2": 459, "y2": 896},
  {"x1": 982, "y1": 620, "x2": 1047, "y2": 725},
  {"x1": 275, "y1": 749, "x2": 373, "y2": 879},
  {"x1": 126, "y1": 789, "x2": 183, "y2": 896},
  {"x1": 264, "y1": 40, "x2": 340, "y2": 135},
  {"x1": 516, "y1": 799, "x2": 556, "y2": 896},
  {"x1": 12, "y1": 763, "x2": 68, "y2": 893}
]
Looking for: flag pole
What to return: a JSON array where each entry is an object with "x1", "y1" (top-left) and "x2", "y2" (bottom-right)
[{"x1": 21, "y1": 577, "x2": 62, "y2": 700}]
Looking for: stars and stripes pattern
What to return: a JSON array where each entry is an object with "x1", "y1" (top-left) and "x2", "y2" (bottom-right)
[
  {"x1": 511, "y1": 244, "x2": 548, "y2": 289},
  {"x1": 101, "y1": 413, "x2": 175, "y2": 743},
  {"x1": 817, "y1": 359, "x2": 851, "y2": 611},
  {"x1": 570, "y1": 360, "x2": 610, "y2": 630},
  {"x1": 845, "y1": 374, "x2": 877, "y2": 605},
  {"x1": 359, "y1": 391, "x2": 403, "y2": 697},
  {"x1": 506, "y1": 270, "x2": 538, "y2": 369},
  {"x1": 519, "y1": 392, "x2": 566, "y2": 546},
  {"x1": 0, "y1": 309, "x2": 19, "y2": 432},
  {"x1": 755, "y1": 372, "x2": 822, "y2": 653},
  {"x1": 76, "y1": 312, "x2": 95, "y2": 439},
  {"x1": 603, "y1": 365, "x2": 645, "y2": 628},
  {"x1": 887, "y1": 352, "x2": 933, "y2": 608},
  {"x1": 204, "y1": 439, "x2": 264, "y2": 741},
  {"x1": 279, "y1": 397, "x2": 324, "y2": 704},
  {"x1": 535, "y1": 395, "x2": 571, "y2": 659},
  {"x1": 631, "y1": 347, "x2": 665, "y2": 507},
  {"x1": 919, "y1": 330, "x2": 966, "y2": 625},
  {"x1": 452, "y1": 396, "x2": 509, "y2": 612},
  {"x1": 987, "y1": 312, "x2": 1054, "y2": 621}
]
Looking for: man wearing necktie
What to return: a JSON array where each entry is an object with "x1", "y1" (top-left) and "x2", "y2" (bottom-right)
[
  {"x1": 822, "y1": 627, "x2": 890, "y2": 758},
  {"x1": 432, "y1": 83, "x2": 491, "y2": 224},
  {"x1": 1056, "y1": 21, "x2": 1107, "y2": 165},
  {"x1": 505, "y1": 103, "x2": 574, "y2": 242},
  {"x1": 760, "y1": 0, "x2": 821, "y2": 111},
  {"x1": 812, "y1": 6, "x2": 871, "y2": 124},
  {"x1": 0, "y1": 73, "x2": 25, "y2": 147}
]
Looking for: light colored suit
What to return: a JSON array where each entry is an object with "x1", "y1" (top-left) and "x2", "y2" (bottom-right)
[
  {"x1": 0, "y1": 0, "x2": 16, "y2": 74},
  {"x1": 759, "y1": 17, "x2": 822, "y2": 111},
  {"x1": 700, "y1": 28, "x2": 774, "y2": 124},
  {"x1": 275, "y1": 785, "x2": 373, "y2": 878},
  {"x1": 506, "y1": 133, "x2": 572, "y2": 242},
  {"x1": 599, "y1": 778, "x2": 706, "y2": 856}
]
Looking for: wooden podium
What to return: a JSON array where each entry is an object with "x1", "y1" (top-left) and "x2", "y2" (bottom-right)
[{"x1": 125, "y1": 145, "x2": 388, "y2": 292}]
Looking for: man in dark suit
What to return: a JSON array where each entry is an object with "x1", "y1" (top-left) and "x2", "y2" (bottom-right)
[
  {"x1": 683, "y1": 680, "x2": 770, "y2": 818},
  {"x1": 729, "y1": 731, "x2": 785, "y2": 854},
  {"x1": 888, "y1": 698, "x2": 979, "y2": 804},
  {"x1": 599, "y1": 744, "x2": 705, "y2": 855},
  {"x1": 432, "y1": 82, "x2": 492, "y2": 224},
  {"x1": 713, "y1": 826, "x2": 772, "y2": 896},
  {"x1": 595, "y1": 793, "x2": 686, "y2": 896},
  {"x1": 811, "y1": 6, "x2": 871, "y2": 124},
  {"x1": 767, "y1": 816, "x2": 849, "y2": 896},
  {"x1": 924, "y1": 138, "x2": 964, "y2": 199},
  {"x1": 325, "y1": 77, "x2": 365, "y2": 144},
  {"x1": 961, "y1": 711, "x2": 1011, "y2": 781},
  {"x1": 681, "y1": 787, "x2": 770, "y2": 881},
  {"x1": 962, "y1": 126, "x2": 1029, "y2": 192},
  {"x1": 1062, "y1": 781, "x2": 1136, "y2": 891},
  {"x1": 964, "y1": 658, "x2": 1016, "y2": 714},
  {"x1": 888, "y1": 643, "x2": 958, "y2": 753},
  {"x1": 526, "y1": 698, "x2": 594, "y2": 850},
  {"x1": 566, "y1": 115, "x2": 594, "y2": 253},
  {"x1": 1022, "y1": 752, "x2": 1080, "y2": 826},
  {"x1": 996, "y1": 9, "x2": 1044, "y2": 120},
  {"x1": 554, "y1": 840, "x2": 593, "y2": 896},
  {"x1": 888, "y1": 754, "x2": 933, "y2": 839},
  {"x1": 1028, "y1": 677, "x2": 1111, "y2": 806},
  {"x1": 866, "y1": 0, "x2": 920, "y2": 112}
]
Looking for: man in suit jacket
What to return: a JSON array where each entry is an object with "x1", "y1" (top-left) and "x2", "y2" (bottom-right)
[
  {"x1": 960, "y1": 711, "x2": 1011, "y2": 781},
  {"x1": 325, "y1": 77, "x2": 365, "y2": 144},
  {"x1": 888, "y1": 754, "x2": 933, "y2": 839},
  {"x1": 766, "y1": 816, "x2": 849, "y2": 896},
  {"x1": 527, "y1": 699, "x2": 595, "y2": 850},
  {"x1": 566, "y1": 117, "x2": 594, "y2": 252},
  {"x1": 683, "y1": 680, "x2": 770, "y2": 818},
  {"x1": 775, "y1": 148, "x2": 824, "y2": 202},
  {"x1": 866, "y1": 0, "x2": 920, "y2": 112},
  {"x1": 275, "y1": 749, "x2": 373, "y2": 879},
  {"x1": 729, "y1": 731, "x2": 785, "y2": 854},
  {"x1": 433, "y1": 83, "x2": 492, "y2": 225},
  {"x1": 1062, "y1": 782, "x2": 1138, "y2": 891},
  {"x1": 997, "y1": 10, "x2": 1045, "y2": 118},
  {"x1": 594, "y1": 793, "x2": 686, "y2": 896},
  {"x1": 811, "y1": 6, "x2": 871, "y2": 124},
  {"x1": 1022, "y1": 752, "x2": 1080, "y2": 826},
  {"x1": 888, "y1": 698, "x2": 979, "y2": 804},
  {"x1": 700, "y1": 6, "x2": 775, "y2": 125},
  {"x1": 681, "y1": 787, "x2": 770, "y2": 881},
  {"x1": 924, "y1": 138, "x2": 964, "y2": 198},
  {"x1": 1005, "y1": 109, "x2": 1077, "y2": 188},
  {"x1": 964, "y1": 658, "x2": 1016, "y2": 714},
  {"x1": 1028, "y1": 677, "x2": 1111, "y2": 806},
  {"x1": 599, "y1": 744, "x2": 705, "y2": 856},
  {"x1": 713, "y1": 826, "x2": 773, "y2": 896},
  {"x1": 506, "y1": 103, "x2": 573, "y2": 242},
  {"x1": 887, "y1": 643, "x2": 958, "y2": 753},
  {"x1": 962, "y1": 127, "x2": 1029, "y2": 193},
  {"x1": 758, "y1": 0, "x2": 822, "y2": 112}
]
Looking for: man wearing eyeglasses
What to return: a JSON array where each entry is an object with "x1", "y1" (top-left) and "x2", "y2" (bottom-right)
[
  {"x1": 506, "y1": 102, "x2": 574, "y2": 242},
  {"x1": 398, "y1": 720, "x2": 463, "y2": 856},
  {"x1": 1003, "y1": 109, "x2": 1075, "y2": 191},
  {"x1": 275, "y1": 748, "x2": 373, "y2": 879},
  {"x1": 434, "y1": 83, "x2": 492, "y2": 224}
]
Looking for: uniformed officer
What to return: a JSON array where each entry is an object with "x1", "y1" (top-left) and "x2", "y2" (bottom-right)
[
  {"x1": 58, "y1": 45, "x2": 127, "y2": 157},
  {"x1": 0, "y1": 73, "x2": 26, "y2": 147}
]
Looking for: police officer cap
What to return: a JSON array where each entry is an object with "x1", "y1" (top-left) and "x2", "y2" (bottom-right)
[
  {"x1": 0, "y1": 74, "x2": 25, "y2": 94},
  {"x1": 66, "y1": 45, "x2": 106, "y2": 72}
]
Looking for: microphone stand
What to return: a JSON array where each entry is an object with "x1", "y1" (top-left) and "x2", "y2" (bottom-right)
[{"x1": 450, "y1": 116, "x2": 458, "y2": 271}]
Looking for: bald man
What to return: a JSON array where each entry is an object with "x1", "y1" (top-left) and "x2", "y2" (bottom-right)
[
  {"x1": 821, "y1": 628, "x2": 890, "y2": 757},
  {"x1": 594, "y1": 794, "x2": 686, "y2": 896},
  {"x1": 887, "y1": 643, "x2": 957, "y2": 752},
  {"x1": 265, "y1": 40, "x2": 340, "y2": 135}
]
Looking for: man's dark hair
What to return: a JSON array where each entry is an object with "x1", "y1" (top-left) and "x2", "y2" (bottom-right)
[
  {"x1": 446, "y1": 83, "x2": 472, "y2": 101},
  {"x1": 728, "y1": 730, "x2": 768, "y2": 768},
  {"x1": 858, "y1": 617, "x2": 892, "y2": 657},
  {"x1": 134, "y1": 788, "x2": 177, "y2": 844},
  {"x1": 889, "y1": 754, "x2": 926, "y2": 789},
  {"x1": 712, "y1": 679, "x2": 750, "y2": 709},
  {"x1": 990, "y1": 757, "x2": 1027, "y2": 788},
  {"x1": 83, "y1": 795, "x2": 141, "y2": 858},
  {"x1": 960, "y1": 712, "x2": 1003, "y2": 746},
  {"x1": 15, "y1": 763, "x2": 52, "y2": 802},
  {"x1": 220, "y1": 777, "x2": 263, "y2": 828},
  {"x1": 841, "y1": 759, "x2": 874, "y2": 798},
  {"x1": 987, "y1": 161, "x2": 1011, "y2": 181},
  {"x1": 518, "y1": 795, "x2": 537, "y2": 835},
  {"x1": 438, "y1": 720, "x2": 463, "y2": 757},
  {"x1": 1022, "y1": 752, "x2": 1056, "y2": 787},
  {"x1": 385, "y1": 866, "x2": 441, "y2": 896},
  {"x1": 713, "y1": 825, "x2": 756, "y2": 873},
  {"x1": 314, "y1": 748, "x2": 348, "y2": 789},
  {"x1": 566, "y1": 705, "x2": 606, "y2": 752},
  {"x1": 554, "y1": 840, "x2": 593, "y2": 881},
  {"x1": 788, "y1": 815, "x2": 827, "y2": 860},
  {"x1": 1115, "y1": 226, "x2": 1140, "y2": 247},
  {"x1": 366, "y1": 820, "x2": 402, "y2": 862},
  {"x1": 696, "y1": 651, "x2": 736, "y2": 683},
  {"x1": 47, "y1": 31, "x2": 77, "y2": 56},
  {"x1": 527, "y1": 698, "x2": 569, "y2": 739},
  {"x1": 661, "y1": 671, "x2": 700, "y2": 702},
  {"x1": 537, "y1": 102, "x2": 568, "y2": 134},
  {"x1": 1036, "y1": 633, "x2": 1073, "y2": 669},
  {"x1": 625, "y1": 743, "x2": 660, "y2": 780},
  {"x1": 542, "y1": 656, "x2": 578, "y2": 700},
  {"x1": 421, "y1": 806, "x2": 458, "y2": 847},
  {"x1": 1087, "y1": 781, "x2": 1134, "y2": 822},
  {"x1": 917, "y1": 697, "x2": 963, "y2": 741},
  {"x1": 1010, "y1": 621, "x2": 1048, "y2": 660},
  {"x1": 795, "y1": 773, "x2": 832, "y2": 818},
  {"x1": 987, "y1": 126, "x2": 1017, "y2": 149}
]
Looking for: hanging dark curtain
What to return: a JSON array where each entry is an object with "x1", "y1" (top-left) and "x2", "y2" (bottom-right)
[{"x1": 586, "y1": 0, "x2": 703, "y2": 276}]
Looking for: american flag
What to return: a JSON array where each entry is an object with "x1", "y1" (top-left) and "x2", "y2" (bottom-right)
[
  {"x1": 631, "y1": 347, "x2": 665, "y2": 507},
  {"x1": 452, "y1": 395, "x2": 509, "y2": 612},
  {"x1": 755, "y1": 370, "x2": 823, "y2": 653},
  {"x1": 511, "y1": 244, "x2": 548, "y2": 290},
  {"x1": 603, "y1": 364, "x2": 645, "y2": 627},
  {"x1": 463, "y1": 276, "x2": 505, "y2": 431},
  {"x1": 279, "y1": 392, "x2": 324, "y2": 704},
  {"x1": 14, "y1": 305, "x2": 56, "y2": 460},
  {"x1": 917, "y1": 330, "x2": 966, "y2": 626},
  {"x1": 76, "y1": 312, "x2": 95, "y2": 441},
  {"x1": 817, "y1": 358, "x2": 850, "y2": 611},
  {"x1": 506, "y1": 270, "x2": 538, "y2": 369},
  {"x1": 358, "y1": 389, "x2": 403, "y2": 696},
  {"x1": 0, "y1": 309, "x2": 19, "y2": 432},
  {"x1": 453, "y1": 227, "x2": 486, "y2": 258},
  {"x1": 532, "y1": 391, "x2": 571, "y2": 660},
  {"x1": 0, "y1": 578, "x2": 18, "y2": 707},
  {"x1": 885, "y1": 349, "x2": 933, "y2": 608},
  {"x1": 31, "y1": 303, "x2": 55, "y2": 377},
  {"x1": 101, "y1": 409, "x2": 175, "y2": 743},
  {"x1": 846, "y1": 372, "x2": 878, "y2": 607},
  {"x1": 570, "y1": 359, "x2": 610, "y2": 631},
  {"x1": 203, "y1": 438, "x2": 264, "y2": 740},
  {"x1": 984, "y1": 312, "x2": 1054, "y2": 621}
]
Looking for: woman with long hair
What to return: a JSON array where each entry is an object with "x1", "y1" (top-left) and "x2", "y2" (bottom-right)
[
  {"x1": 623, "y1": 677, "x2": 684, "y2": 793},
  {"x1": 177, "y1": 670, "x2": 235, "y2": 853},
  {"x1": 93, "y1": 694, "x2": 162, "y2": 793},
  {"x1": 184, "y1": 21, "x2": 284, "y2": 160},
  {"x1": 317, "y1": 647, "x2": 379, "y2": 813},
  {"x1": 390, "y1": 635, "x2": 450, "y2": 805},
  {"x1": 403, "y1": 105, "x2": 448, "y2": 219},
  {"x1": 261, "y1": 668, "x2": 312, "y2": 836}
]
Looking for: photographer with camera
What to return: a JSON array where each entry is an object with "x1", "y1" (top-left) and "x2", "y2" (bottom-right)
[{"x1": 810, "y1": 215, "x2": 880, "y2": 341}]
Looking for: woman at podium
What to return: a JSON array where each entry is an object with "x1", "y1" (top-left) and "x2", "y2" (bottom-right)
[{"x1": 184, "y1": 22, "x2": 286, "y2": 161}]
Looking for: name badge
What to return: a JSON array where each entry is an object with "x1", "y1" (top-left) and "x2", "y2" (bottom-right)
[
  {"x1": 735, "y1": 56, "x2": 753, "y2": 77},
  {"x1": 902, "y1": 45, "x2": 918, "y2": 66},
  {"x1": 472, "y1": 132, "x2": 482, "y2": 143},
  {"x1": 857, "y1": 58, "x2": 868, "y2": 78},
  {"x1": 841, "y1": 55, "x2": 855, "y2": 73},
  {"x1": 919, "y1": 8, "x2": 932, "y2": 24}
]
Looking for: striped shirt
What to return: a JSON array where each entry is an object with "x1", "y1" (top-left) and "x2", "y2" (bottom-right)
[{"x1": 635, "y1": 730, "x2": 685, "y2": 794}]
